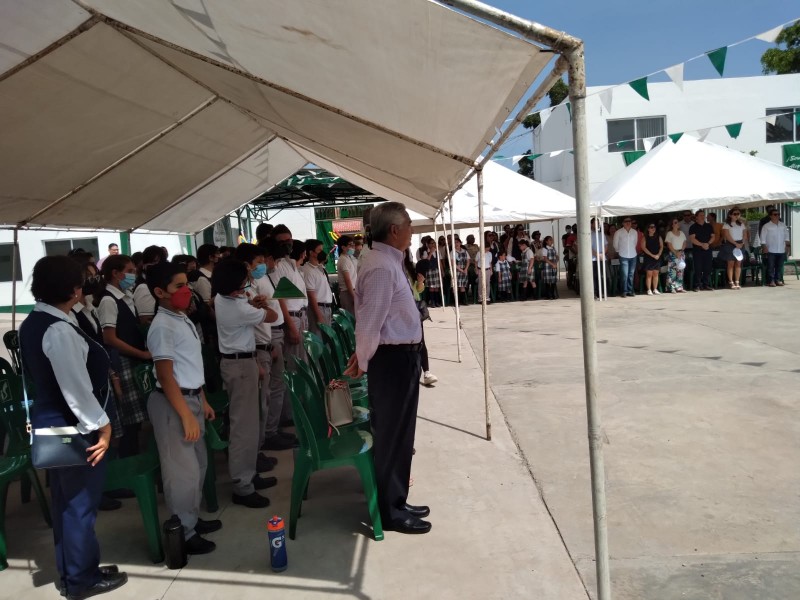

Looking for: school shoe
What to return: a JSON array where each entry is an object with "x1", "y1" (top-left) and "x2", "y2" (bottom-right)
[
  {"x1": 185, "y1": 533, "x2": 216, "y2": 555},
  {"x1": 195, "y1": 518, "x2": 222, "y2": 535},
  {"x1": 262, "y1": 434, "x2": 295, "y2": 451},
  {"x1": 98, "y1": 495, "x2": 122, "y2": 511},
  {"x1": 421, "y1": 371, "x2": 438, "y2": 386},
  {"x1": 253, "y1": 475, "x2": 278, "y2": 490},
  {"x1": 653, "y1": 290, "x2": 661, "y2": 295},
  {"x1": 646, "y1": 290, "x2": 653, "y2": 296},
  {"x1": 59, "y1": 567, "x2": 120, "y2": 597},
  {"x1": 65, "y1": 571, "x2": 127, "y2": 600},
  {"x1": 256, "y1": 454, "x2": 276, "y2": 472},
  {"x1": 232, "y1": 492, "x2": 270, "y2": 508},
  {"x1": 384, "y1": 516, "x2": 432, "y2": 535}
]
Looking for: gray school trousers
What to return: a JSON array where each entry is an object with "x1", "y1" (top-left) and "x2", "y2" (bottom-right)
[
  {"x1": 256, "y1": 346, "x2": 273, "y2": 448},
  {"x1": 282, "y1": 313, "x2": 308, "y2": 421},
  {"x1": 307, "y1": 305, "x2": 332, "y2": 337},
  {"x1": 266, "y1": 328, "x2": 285, "y2": 438},
  {"x1": 220, "y1": 356, "x2": 260, "y2": 497},
  {"x1": 147, "y1": 390, "x2": 207, "y2": 539}
]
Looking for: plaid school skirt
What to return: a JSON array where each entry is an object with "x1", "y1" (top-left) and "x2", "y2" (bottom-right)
[
  {"x1": 455, "y1": 250, "x2": 469, "y2": 288},
  {"x1": 496, "y1": 262, "x2": 511, "y2": 291},
  {"x1": 542, "y1": 247, "x2": 558, "y2": 284},
  {"x1": 427, "y1": 264, "x2": 441, "y2": 289},
  {"x1": 116, "y1": 354, "x2": 148, "y2": 426},
  {"x1": 518, "y1": 259, "x2": 533, "y2": 283}
]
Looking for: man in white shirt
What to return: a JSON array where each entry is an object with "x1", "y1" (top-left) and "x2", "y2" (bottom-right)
[
  {"x1": 613, "y1": 217, "x2": 639, "y2": 297},
  {"x1": 760, "y1": 208, "x2": 791, "y2": 286},
  {"x1": 96, "y1": 242, "x2": 119, "y2": 270},
  {"x1": 302, "y1": 239, "x2": 334, "y2": 336}
]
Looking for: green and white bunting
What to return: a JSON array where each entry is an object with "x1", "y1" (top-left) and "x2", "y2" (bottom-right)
[
  {"x1": 629, "y1": 77, "x2": 649, "y2": 100},
  {"x1": 706, "y1": 47, "x2": 728, "y2": 77},
  {"x1": 725, "y1": 123, "x2": 742, "y2": 139}
]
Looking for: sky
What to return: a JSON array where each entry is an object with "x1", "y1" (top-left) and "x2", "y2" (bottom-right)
[{"x1": 484, "y1": 0, "x2": 799, "y2": 157}]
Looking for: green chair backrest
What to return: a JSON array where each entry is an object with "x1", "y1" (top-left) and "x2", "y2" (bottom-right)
[
  {"x1": 133, "y1": 363, "x2": 156, "y2": 396},
  {"x1": 3, "y1": 330, "x2": 21, "y2": 374},
  {"x1": 0, "y1": 357, "x2": 15, "y2": 377},
  {"x1": 332, "y1": 314, "x2": 355, "y2": 355},
  {"x1": 318, "y1": 323, "x2": 346, "y2": 373},
  {"x1": 283, "y1": 371, "x2": 322, "y2": 464},
  {"x1": 294, "y1": 358, "x2": 324, "y2": 399},
  {"x1": 338, "y1": 308, "x2": 356, "y2": 327},
  {"x1": 0, "y1": 373, "x2": 30, "y2": 456},
  {"x1": 303, "y1": 331, "x2": 338, "y2": 385},
  {"x1": 289, "y1": 356, "x2": 329, "y2": 434}
]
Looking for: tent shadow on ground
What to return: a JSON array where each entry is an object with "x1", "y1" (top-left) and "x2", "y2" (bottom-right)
[{"x1": 3, "y1": 453, "x2": 379, "y2": 599}]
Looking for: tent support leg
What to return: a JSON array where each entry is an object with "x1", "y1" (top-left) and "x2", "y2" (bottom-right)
[
  {"x1": 567, "y1": 46, "x2": 612, "y2": 600},
  {"x1": 448, "y1": 198, "x2": 462, "y2": 363},
  {"x1": 11, "y1": 228, "x2": 19, "y2": 330},
  {"x1": 432, "y1": 219, "x2": 446, "y2": 310},
  {"x1": 476, "y1": 168, "x2": 491, "y2": 441}
]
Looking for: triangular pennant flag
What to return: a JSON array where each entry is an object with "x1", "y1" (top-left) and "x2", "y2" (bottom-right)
[
  {"x1": 664, "y1": 63, "x2": 684, "y2": 91},
  {"x1": 796, "y1": 112, "x2": 800, "y2": 126},
  {"x1": 668, "y1": 133, "x2": 684, "y2": 144},
  {"x1": 549, "y1": 150, "x2": 564, "y2": 157},
  {"x1": 530, "y1": 153, "x2": 543, "y2": 160},
  {"x1": 725, "y1": 123, "x2": 742, "y2": 139},
  {"x1": 599, "y1": 88, "x2": 613, "y2": 113},
  {"x1": 566, "y1": 102, "x2": 572, "y2": 121},
  {"x1": 755, "y1": 25, "x2": 783, "y2": 43},
  {"x1": 591, "y1": 144, "x2": 605, "y2": 151},
  {"x1": 629, "y1": 77, "x2": 649, "y2": 100},
  {"x1": 706, "y1": 46, "x2": 728, "y2": 77},
  {"x1": 272, "y1": 276, "x2": 306, "y2": 299},
  {"x1": 623, "y1": 151, "x2": 646, "y2": 166},
  {"x1": 568, "y1": 150, "x2": 574, "y2": 155},
  {"x1": 643, "y1": 137, "x2": 656, "y2": 152},
  {"x1": 512, "y1": 155, "x2": 524, "y2": 165},
  {"x1": 697, "y1": 128, "x2": 711, "y2": 142},
  {"x1": 539, "y1": 107, "x2": 552, "y2": 127},
  {"x1": 765, "y1": 115, "x2": 777, "y2": 126}
]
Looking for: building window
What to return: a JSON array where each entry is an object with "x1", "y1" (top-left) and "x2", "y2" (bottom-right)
[
  {"x1": 607, "y1": 116, "x2": 666, "y2": 152},
  {"x1": 43, "y1": 237, "x2": 100, "y2": 260},
  {"x1": 0, "y1": 244, "x2": 23, "y2": 283},
  {"x1": 766, "y1": 107, "x2": 800, "y2": 143}
]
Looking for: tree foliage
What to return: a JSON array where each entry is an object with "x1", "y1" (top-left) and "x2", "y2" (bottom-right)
[
  {"x1": 522, "y1": 78, "x2": 569, "y2": 130},
  {"x1": 761, "y1": 21, "x2": 800, "y2": 75},
  {"x1": 517, "y1": 149, "x2": 534, "y2": 178}
]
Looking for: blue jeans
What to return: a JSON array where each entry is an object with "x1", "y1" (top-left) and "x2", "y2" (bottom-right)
[
  {"x1": 766, "y1": 252, "x2": 786, "y2": 284},
  {"x1": 619, "y1": 256, "x2": 637, "y2": 295}
]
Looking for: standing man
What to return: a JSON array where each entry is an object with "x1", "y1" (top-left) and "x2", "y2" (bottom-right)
[
  {"x1": 759, "y1": 205, "x2": 776, "y2": 238},
  {"x1": 689, "y1": 210, "x2": 715, "y2": 291},
  {"x1": 613, "y1": 217, "x2": 639, "y2": 298},
  {"x1": 344, "y1": 202, "x2": 431, "y2": 535},
  {"x1": 302, "y1": 238, "x2": 334, "y2": 335},
  {"x1": 760, "y1": 208, "x2": 790, "y2": 287},
  {"x1": 97, "y1": 242, "x2": 120, "y2": 270}
]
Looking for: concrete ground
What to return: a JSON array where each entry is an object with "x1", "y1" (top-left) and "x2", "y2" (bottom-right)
[{"x1": 3, "y1": 275, "x2": 798, "y2": 599}]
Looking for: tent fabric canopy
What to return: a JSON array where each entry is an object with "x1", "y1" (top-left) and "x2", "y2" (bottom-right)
[
  {"x1": 412, "y1": 160, "x2": 577, "y2": 231},
  {"x1": 593, "y1": 135, "x2": 800, "y2": 217},
  {"x1": 0, "y1": 0, "x2": 553, "y2": 234}
]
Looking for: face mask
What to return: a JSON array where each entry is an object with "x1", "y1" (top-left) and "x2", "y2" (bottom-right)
[
  {"x1": 251, "y1": 263, "x2": 267, "y2": 279},
  {"x1": 169, "y1": 286, "x2": 193, "y2": 311},
  {"x1": 317, "y1": 251, "x2": 327, "y2": 264},
  {"x1": 120, "y1": 272, "x2": 136, "y2": 291},
  {"x1": 347, "y1": 248, "x2": 355, "y2": 256},
  {"x1": 281, "y1": 241, "x2": 293, "y2": 255}
]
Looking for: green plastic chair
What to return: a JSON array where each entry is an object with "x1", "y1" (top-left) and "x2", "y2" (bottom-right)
[
  {"x1": 303, "y1": 332, "x2": 366, "y2": 394},
  {"x1": 318, "y1": 323, "x2": 348, "y2": 373},
  {"x1": 0, "y1": 373, "x2": 51, "y2": 571},
  {"x1": 291, "y1": 357, "x2": 370, "y2": 428},
  {"x1": 2, "y1": 331, "x2": 21, "y2": 375},
  {"x1": 332, "y1": 313, "x2": 356, "y2": 356},
  {"x1": 284, "y1": 371, "x2": 382, "y2": 541}
]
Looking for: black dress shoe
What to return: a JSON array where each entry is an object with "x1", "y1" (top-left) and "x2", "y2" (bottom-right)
[
  {"x1": 98, "y1": 496, "x2": 122, "y2": 511},
  {"x1": 253, "y1": 475, "x2": 278, "y2": 490},
  {"x1": 195, "y1": 518, "x2": 222, "y2": 535},
  {"x1": 104, "y1": 488, "x2": 135, "y2": 499},
  {"x1": 256, "y1": 454, "x2": 275, "y2": 473},
  {"x1": 402, "y1": 503, "x2": 430, "y2": 518},
  {"x1": 262, "y1": 434, "x2": 295, "y2": 451},
  {"x1": 99, "y1": 566, "x2": 119, "y2": 576},
  {"x1": 185, "y1": 534, "x2": 216, "y2": 555},
  {"x1": 232, "y1": 492, "x2": 270, "y2": 508},
  {"x1": 67, "y1": 572, "x2": 128, "y2": 600},
  {"x1": 384, "y1": 516, "x2": 432, "y2": 535}
]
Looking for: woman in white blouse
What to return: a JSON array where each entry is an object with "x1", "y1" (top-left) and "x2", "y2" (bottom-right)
[{"x1": 719, "y1": 207, "x2": 748, "y2": 289}]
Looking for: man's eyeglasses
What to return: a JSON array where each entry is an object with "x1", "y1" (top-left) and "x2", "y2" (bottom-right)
[
  {"x1": 732, "y1": 212, "x2": 741, "y2": 216},
  {"x1": 770, "y1": 212, "x2": 779, "y2": 216}
]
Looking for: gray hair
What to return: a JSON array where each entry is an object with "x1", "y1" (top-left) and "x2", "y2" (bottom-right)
[{"x1": 370, "y1": 202, "x2": 408, "y2": 242}]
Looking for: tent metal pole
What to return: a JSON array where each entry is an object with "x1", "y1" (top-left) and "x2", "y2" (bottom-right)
[
  {"x1": 476, "y1": 167, "x2": 491, "y2": 441},
  {"x1": 600, "y1": 214, "x2": 608, "y2": 300},
  {"x1": 439, "y1": 211, "x2": 460, "y2": 361},
  {"x1": 432, "y1": 218, "x2": 446, "y2": 309},
  {"x1": 567, "y1": 47, "x2": 612, "y2": 600},
  {"x1": 448, "y1": 198, "x2": 462, "y2": 363},
  {"x1": 11, "y1": 228, "x2": 19, "y2": 330}
]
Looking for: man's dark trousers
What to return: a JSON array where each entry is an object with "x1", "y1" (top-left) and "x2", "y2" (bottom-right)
[
  {"x1": 693, "y1": 248, "x2": 713, "y2": 288},
  {"x1": 368, "y1": 345, "x2": 421, "y2": 523}
]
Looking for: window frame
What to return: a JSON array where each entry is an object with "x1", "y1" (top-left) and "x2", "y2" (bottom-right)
[
  {"x1": 43, "y1": 236, "x2": 100, "y2": 259},
  {"x1": 765, "y1": 107, "x2": 800, "y2": 144},
  {"x1": 0, "y1": 243, "x2": 23, "y2": 283},
  {"x1": 607, "y1": 115, "x2": 667, "y2": 153}
]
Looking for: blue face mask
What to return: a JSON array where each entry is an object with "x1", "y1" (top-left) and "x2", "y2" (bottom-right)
[
  {"x1": 120, "y1": 272, "x2": 137, "y2": 291},
  {"x1": 347, "y1": 248, "x2": 355, "y2": 256},
  {"x1": 252, "y1": 263, "x2": 267, "y2": 279}
]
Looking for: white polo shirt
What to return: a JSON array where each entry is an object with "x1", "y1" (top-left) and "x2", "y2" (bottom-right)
[
  {"x1": 302, "y1": 263, "x2": 333, "y2": 304},
  {"x1": 193, "y1": 268, "x2": 213, "y2": 302},
  {"x1": 133, "y1": 282, "x2": 157, "y2": 317},
  {"x1": 147, "y1": 307, "x2": 205, "y2": 389},
  {"x1": 337, "y1": 254, "x2": 358, "y2": 289},
  {"x1": 760, "y1": 220, "x2": 789, "y2": 254},
  {"x1": 214, "y1": 295, "x2": 266, "y2": 354},
  {"x1": 250, "y1": 274, "x2": 277, "y2": 345},
  {"x1": 274, "y1": 258, "x2": 307, "y2": 312},
  {"x1": 97, "y1": 284, "x2": 136, "y2": 329}
]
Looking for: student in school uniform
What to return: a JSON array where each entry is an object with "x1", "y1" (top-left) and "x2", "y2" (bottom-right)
[
  {"x1": 212, "y1": 258, "x2": 277, "y2": 509},
  {"x1": 517, "y1": 239, "x2": 536, "y2": 301},
  {"x1": 336, "y1": 235, "x2": 358, "y2": 315},
  {"x1": 145, "y1": 262, "x2": 221, "y2": 554},
  {"x1": 452, "y1": 237, "x2": 471, "y2": 306},
  {"x1": 494, "y1": 249, "x2": 513, "y2": 302},
  {"x1": 274, "y1": 239, "x2": 309, "y2": 375},
  {"x1": 540, "y1": 236, "x2": 559, "y2": 300},
  {"x1": 133, "y1": 245, "x2": 166, "y2": 325},
  {"x1": 302, "y1": 239, "x2": 334, "y2": 336},
  {"x1": 424, "y1": 238, "x2": 442, "y2": 307},
  {"x1": 234, "y1": 244, "x2": 283, "y2": 466},
  {"x1": 97, "y1": 255, "x2": 152, "y2": 457}
]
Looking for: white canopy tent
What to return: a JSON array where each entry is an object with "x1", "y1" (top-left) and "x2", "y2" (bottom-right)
[
  {"x1": 411, "y1": 160, "x2": 577, "y2": 231},
  {"x1": 0, "y1": 2, "x2": 613, "y2": 596},
  {"x1": 593, "y1": 135, "x2": 800, "y2": 217}
]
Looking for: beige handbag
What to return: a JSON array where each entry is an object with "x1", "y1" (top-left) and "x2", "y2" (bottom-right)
[{"x1": 325, "y1": 379, "x2": 354, "y2": 429}]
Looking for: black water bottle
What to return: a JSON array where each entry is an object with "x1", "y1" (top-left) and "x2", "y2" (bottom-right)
[{"x1": 163, "y1": 515, "x2": 187, "y2": 569}]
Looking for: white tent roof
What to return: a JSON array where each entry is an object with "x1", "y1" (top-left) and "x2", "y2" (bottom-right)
[
  {"x1": 412, "y1": 160, "x2": 576, "y2": 231},
  {"x1": 593, "y1": 135, "x2": 800, "y2": 217},
  {"x1": 0, "y1": 0, "x2": 553, "y2": 233}
]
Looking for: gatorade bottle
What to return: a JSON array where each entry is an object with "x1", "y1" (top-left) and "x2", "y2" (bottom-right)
[{"x1": 267, "y1": 516, "x2": 288, "y2": 572}]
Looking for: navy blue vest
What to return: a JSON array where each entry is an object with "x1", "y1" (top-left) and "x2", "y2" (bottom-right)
[
  {"x1": 19, "y1": 310, "x2": 111, "y2": 429},
  {"x1": 100, "y1": 289, "x2": 145, "y2": 351},
  {"x1": 72, "y1": 308, "x2": 104, "y2": 346}
]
